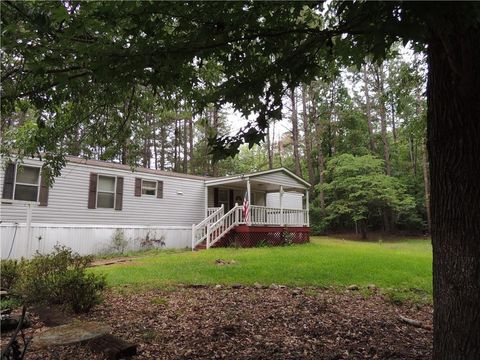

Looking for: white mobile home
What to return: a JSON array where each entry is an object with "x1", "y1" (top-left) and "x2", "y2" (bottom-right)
[{"x1": 1, "y1": 157, "x2": 310, "y2": 258}]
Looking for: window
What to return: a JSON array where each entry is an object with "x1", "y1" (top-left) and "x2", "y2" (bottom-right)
[
  {"x1": 142, "y1": 180, "x2": 156, "y2": 196},
  {"x1": 14, "y1": 166, "x2": 40, "y2": 201},
  {"x1": 97, "y1": 175, "x2": 116, "y2": 208}
]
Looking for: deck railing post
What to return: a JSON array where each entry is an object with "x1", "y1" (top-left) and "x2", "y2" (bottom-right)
[
  {"x1": 306, "y1": 189, "x2": 310, "y2": 227},
  {"x1": 279, "y1": 186, "x2": 284, "y2": 226},
  {"x1": 206, "y1": 223, "x2": 211, "y2": 249},
  {"x1": 191, "y1": 224, "x2": 196, "y2": 250}
]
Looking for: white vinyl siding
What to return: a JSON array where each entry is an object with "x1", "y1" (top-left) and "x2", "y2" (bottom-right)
[
  {"x1": 1, "y1": 158, "x2": 205, "y2": 226},
  {"x1": 252, "y1": 172, "x2": 306, "y2": 190}
]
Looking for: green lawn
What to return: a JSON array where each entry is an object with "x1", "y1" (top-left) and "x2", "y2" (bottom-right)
[{"x1": 92, "y1": 237, "x2": 432, "y2": 302}]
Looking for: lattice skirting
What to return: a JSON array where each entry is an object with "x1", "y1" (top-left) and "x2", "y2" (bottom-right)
[{"x1": 212, "y1": 226, "x2": 310, "y2": 248}]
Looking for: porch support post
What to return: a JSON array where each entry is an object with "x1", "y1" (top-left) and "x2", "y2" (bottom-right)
[
  {"x1": 280, "y1": 185, "x2": 284, "y2": 226},
  {"x1": 247, "y1": 178, "x2": 251, "y2": 225},
  {"x1": 204, "y1": 185, "x2": 208, "y2": 218},
  {"x1": 305, "y1": 189, "x2": 310, "y2": 227}
]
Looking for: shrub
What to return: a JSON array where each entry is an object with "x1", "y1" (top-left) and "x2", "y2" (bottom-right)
[
  {"x1": 0, "y1": 259, "x2": 25, "y2": 290},
  {"x1": 17, "y1": 246, "x2": 106, "y2": 313}
]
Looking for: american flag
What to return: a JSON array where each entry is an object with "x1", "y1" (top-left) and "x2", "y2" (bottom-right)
[{"x1": 243, "y1": 191, "x2": 249, "y2": 223}]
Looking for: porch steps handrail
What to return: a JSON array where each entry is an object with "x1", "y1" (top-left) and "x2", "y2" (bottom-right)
[
  {"x1": 206, "y1": 205, "x2": 243, "y2": 249},
  {"x1": 191, "y1": 204, "x2": 224, "y2": 249}
]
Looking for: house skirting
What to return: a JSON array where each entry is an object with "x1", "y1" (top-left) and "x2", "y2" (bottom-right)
[
  {"x1": 211, "y1": 225, "x2": 310, "y2": 248},
  {"x1": 0, "y1": 223, "x2": 192, "y2": 259}
]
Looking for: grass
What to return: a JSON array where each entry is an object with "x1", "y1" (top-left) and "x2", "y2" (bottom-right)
[{"x1": 91, "y1": 236, "x2": 432, "y2": 303}]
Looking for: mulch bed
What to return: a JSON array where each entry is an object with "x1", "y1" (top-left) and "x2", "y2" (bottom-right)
[{"x1": 2, "y1": 286, "x2": 432, "y2": 359}]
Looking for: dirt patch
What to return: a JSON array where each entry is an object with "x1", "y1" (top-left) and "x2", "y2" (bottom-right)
[
  {"x1": 1, "y1": 287, "x2": 432, "y2": 359},
  {"x1": 90, "y1": 258, "x2": 137, "y2": 267}
]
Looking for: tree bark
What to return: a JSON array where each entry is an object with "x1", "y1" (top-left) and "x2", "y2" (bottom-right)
[
  {"x1": 363, "y1": 65, "x2": 376, "y2": 152},
  {"x1": 212, "y1": 107, "x2": 219, "y2": 177},
  {"x1": 266, "y1": 123, "x2": 273, "y2": 169},
  {"x1": 290, "y1": 88, "x2": 301, "y2": 176},
  {"x1": 188, "y1": 116, "x2": 194, "y2": 174},
  {"x1": 377, "y1": 64, "x2": 392, "y2": 176},
  {"x1": 302, "y1": 84, "x2": 315, "y2": 185},
  {"x1": 159, "y1": 122, "x2": 166, "y2": 170},
  {"x1": 312, "y1": 89, "x2": 325, "y2": 213},
  {"x1": 427, "y1": 9, "x2": 480, "y2": 358},
  {"x1": 183, "y1": 118, "x2": 188, "y2": 173},
  {"x1": 421, "y1": 140, "x2": 431, "y2": 234}
]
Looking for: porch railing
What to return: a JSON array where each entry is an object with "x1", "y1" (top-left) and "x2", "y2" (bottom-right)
[
  {"x1": 249, "y1": 205, "x2": 308, "y2": 227},
  {"x1": 207, "y1": 207, "x2": 222, "y2": 217},
  {"x1": 192, "y1": 205, "x2": 308, "y2": 249},
  {"x1": 191, "y1": 204, "x2": 224, "y2": 249}
]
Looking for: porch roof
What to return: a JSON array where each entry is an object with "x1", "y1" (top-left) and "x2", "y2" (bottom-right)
[{"x1": 205, "y1": 167, "x2": 310, "y2": 191}]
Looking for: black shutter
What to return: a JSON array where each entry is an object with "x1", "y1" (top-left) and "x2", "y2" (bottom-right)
[
  {"x1": 88, "y1": 173, "x2": 97, "y2": 209},
  {"x1": 134, "y1": 178, "x2": 142, "y2": 197},
  {"x1": 213, "y1": 187, "x2": 219, "y2": 207},
  {"x1": 157, "y1": 181, "x2": 163, "y2": 198},
  {"x1": 115, "y1": 177, "x2": 123, "y2": 210},
  {"x1": 2, "y1": 162, "x2": 15, "y2": 200},
  {"x1": 38, "y1": 173, "x2": 49, "y2": 206}
]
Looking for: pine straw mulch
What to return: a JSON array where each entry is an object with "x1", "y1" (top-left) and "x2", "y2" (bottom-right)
[{"x1": 7, "y1": 286, "x2": 432, "y2": 359}]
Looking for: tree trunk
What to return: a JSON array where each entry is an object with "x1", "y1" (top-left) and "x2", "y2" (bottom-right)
[
  {"x1": 421, "y1": 140, "x2": 431, "y2": 234},
  {"x1": 173, "y1": 119, "x2": 178, "y2": 172},
  {"x1": 159, "y1": 122, "x2": 166, "y2": 170},
  {"x1": 188, "y1": 116, "x2": 194, "y2": 174},
  {"x1": 212, "y1": 107, "x2": 219, "y2": 177},
  {"x1": 290, "y1": 88, "x2": 301, "y2": 176},
  {"x1": 183, "y1": 118, "x2": 188, "y2": 173},
  {"x1": 302, "y1": 84, "x2": 315, "y2": 185},
  {"x1": 266, "y1": 124, "x2": 273, "y2": 169},
  {"x1": 312, "y1": 89, "x2": 325, "y2": 213},
  {"x1": 409, "y1": 136, "x2": 417, "y2": 177},
  {"x1": 391, "y1": 102, "x2": 397, "y2": 143},
  {"x1": 427, "y1": 10, "x2": 480, "y2": 358},
  {"x1": 363, "y1": 65, "x2": 376, "y2": 152},
  {"x1": 377, "y1": 64, "x2": 392, "y2": 176}
]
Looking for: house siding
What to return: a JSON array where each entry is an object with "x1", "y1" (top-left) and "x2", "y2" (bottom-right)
[
  {"x1": 251, "y1": 172, "x2": 307, "y2": 190},
  {"x1": 266, "y1": 192, "x2": 303, "y2": 209},
  {"x1": 0, "y1": 158, "x2": 206, "y2": 226}
]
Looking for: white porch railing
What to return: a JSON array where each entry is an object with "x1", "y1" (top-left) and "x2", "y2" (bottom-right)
[
  {"x1": 249, "y1": 205, "x2": 308, "y2": 227},
  {"x1": 206, "y1": 205, "x2": 243, "y2": 249},
  {"x1": 192, "y1": 205, "x2": 308, "y2": 250},
  {"x1": 207, "y1": 207, "x2": 222, "y2": 217},
  {"x1": 191, "y1": 205, "x2": 224, "y2": 249}
]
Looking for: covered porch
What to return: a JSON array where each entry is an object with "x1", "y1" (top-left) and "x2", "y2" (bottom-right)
[{"x1": 192, "y1": 168, "x2": 310, "y2": 249}]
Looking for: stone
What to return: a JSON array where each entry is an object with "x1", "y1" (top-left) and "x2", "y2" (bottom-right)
[
  {"x1": 34, "y1": 322, "x2": 110, "y2": 348},
  {"x1": 253, "y1": 282, "x2": 263, "y2": 289},
  {"x1": 367, "y1": 284, "x2": 377, "y2": 290},
  {"x1": 278, "y1": 285, "x2": 287, "y2": 289},
  {"x1": 214, "y1": 284, "x2": 222, "y2": 289},
  {"x1": 292, "y1": 288, "x2": 302, "y2": 296},
  {"x1": 347, "y1": 285, "x2": 359, "y2": 291},
  {"x1": 269, "y1": 284, "x2": 279, "y2": 290}
]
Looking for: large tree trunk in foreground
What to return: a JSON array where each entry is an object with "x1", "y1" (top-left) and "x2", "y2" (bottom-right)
[{"x1": 427, "y1": 10, "x2": 480, "y2": 358}]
